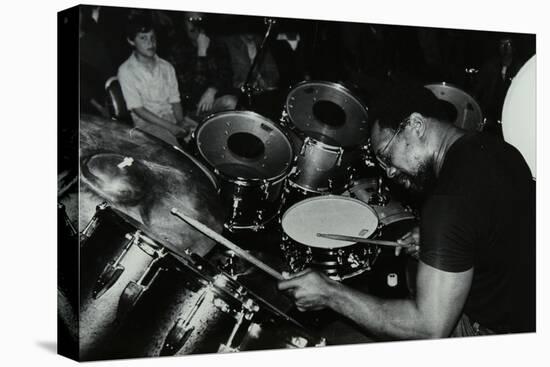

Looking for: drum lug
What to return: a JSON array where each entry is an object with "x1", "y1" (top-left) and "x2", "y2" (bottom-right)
[
  {"x1": 117, "y1": 280, "x2": 145, "y2": 317},
  {"x1": 161, "y1": 288, "x2": 209, "y2": 356},
  {"x1": 335, "y1": 148, "x2": 344, "y2": 167},
  {"x1": 92, "y1": 233, "x2": 135, "y2": 299},
  {"x1": 160, "y1": 320, "x2": 195, "y2": 356},
  {"x1": 92, "y1": 262, "x2": 125, "y2": 299}
]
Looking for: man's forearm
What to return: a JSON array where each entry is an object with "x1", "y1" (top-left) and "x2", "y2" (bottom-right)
[
  {"x1": 132, "y1": 107, "x2": 182, "y2": 135},
  {"x1": 327, "y1": 282, "x2": 435, "y2": 340}
]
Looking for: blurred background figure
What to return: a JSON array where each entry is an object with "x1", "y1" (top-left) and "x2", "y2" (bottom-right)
[
  {"x1": 474, "y1": 34, "x2": 526, "y2": 135},
  {"x1": 79, "y1": 6, "x2": 114, "y2": 117},
  {"x1": 165, "y1": 11, "x2": 237, "y2": 121}
]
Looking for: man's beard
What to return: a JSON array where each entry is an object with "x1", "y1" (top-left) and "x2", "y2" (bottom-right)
[{"x1": 393, "y1": 162, "x2": 437, "y2": 195}]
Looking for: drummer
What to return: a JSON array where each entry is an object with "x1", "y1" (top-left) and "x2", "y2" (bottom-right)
[{"x1": 278, "y1": 83, "x2": 535, "y2": 338}]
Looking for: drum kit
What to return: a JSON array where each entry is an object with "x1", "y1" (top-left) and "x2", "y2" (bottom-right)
[{"x1": 58, "y1": 79, "x2": 483, "y2": 359}]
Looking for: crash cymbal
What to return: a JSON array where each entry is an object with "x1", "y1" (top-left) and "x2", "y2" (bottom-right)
[{"x1": 63, "y1": 114, "x2": 225, "y2": 257}]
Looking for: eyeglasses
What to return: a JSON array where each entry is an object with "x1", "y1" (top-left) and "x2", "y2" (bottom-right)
[{"x1": 375, "y1": 118, "x2": 408, "y2": 170}]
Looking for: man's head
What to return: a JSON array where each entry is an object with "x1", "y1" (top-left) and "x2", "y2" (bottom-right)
[
  {"x1": 498, "y1": 35, "x2": 514, "y2": 58},
  {"x1": 183, "y1": 12, "x2": 206, "y2": 44},
  {"x1": 369, "y1": 84, "x2": 448, "y2": 194},
  {"x1": 126, "y1": 15, "x2": 156, "y2": 59}
]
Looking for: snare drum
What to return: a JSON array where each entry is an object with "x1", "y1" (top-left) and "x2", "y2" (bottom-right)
[
  {"x1": 195, "y1": 111, "x2": 294, "y2": 232},
  {"x1": 79, "y1": 205, "x2": 324, "y2": 360},
  {"x1": 281, "y1": 195, "x2": 380, "y2": 280}
]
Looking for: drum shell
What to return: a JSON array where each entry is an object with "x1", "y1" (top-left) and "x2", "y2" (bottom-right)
[
  {"x1": 219, "y1": 174, "x2": 286, "y2": 231},
  {"x1": 289, "y1": 137, "x2": 359, "y2": 193},
  {"x1": 281, "y1": 234, "x2": 379, "y2": 281}
]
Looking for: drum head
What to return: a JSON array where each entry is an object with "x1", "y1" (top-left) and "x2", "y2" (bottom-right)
[
  {"x1": 425, "y1": 82, "x2": 483, "y2": 132},
  {"x1": 281, "y1": 195, "x2": 378, "y2": 248},
  {"x1": 286, "y1": 81, "x2": 369, "y2": 148},
  {"x1": 195, "y1": 111, "x2": 293, "y2": 181}
]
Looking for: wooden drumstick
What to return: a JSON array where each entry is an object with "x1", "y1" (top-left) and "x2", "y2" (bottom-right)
[
  {"x1": 171, "y1": 208, "x2": 285, "y2": 281},
  {"x1": 317, "y1": 233, "x2": 413, "y2": 248}
]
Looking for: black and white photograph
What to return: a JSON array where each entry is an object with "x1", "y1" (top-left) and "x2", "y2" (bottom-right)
[
  {"x1": 3, "y1": 0, "x2": 547, "y2": 366},
  {"x1": 54, "y1": 1, "x2": 540, "y2": 362}
]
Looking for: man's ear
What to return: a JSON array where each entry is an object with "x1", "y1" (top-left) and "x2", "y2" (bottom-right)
[
  {"x1": 127, "y1": 38, "x2": 135, "y2": 47},
  {"x1": 408, "y1": 112, "x2": 426, "y2": 138}
]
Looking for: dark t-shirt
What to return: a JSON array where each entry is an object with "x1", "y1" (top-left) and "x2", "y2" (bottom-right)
[{"x1": 420, "y1": 133, "x2": 535, "y2": 334}]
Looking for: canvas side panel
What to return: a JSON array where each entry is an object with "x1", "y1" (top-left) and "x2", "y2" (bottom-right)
[{"x1": 57, "y1": 5, "x2": 80, "y2": 362}]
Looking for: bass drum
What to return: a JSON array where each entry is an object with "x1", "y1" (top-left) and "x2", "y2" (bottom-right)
[
  {"x1": 79, "y1": 206, "x2": 325, "y2": 361},
  {"x1": 195, "y1": 111, "x2": 294, "y2": 232}
]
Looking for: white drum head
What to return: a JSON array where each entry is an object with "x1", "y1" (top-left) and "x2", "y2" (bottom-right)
[
  {"x1": 281, "y1": 195, "x2": 379, "y2": 248},
  {"x1": 502, "y1": 55, "x2": 536, "y2": 179}
]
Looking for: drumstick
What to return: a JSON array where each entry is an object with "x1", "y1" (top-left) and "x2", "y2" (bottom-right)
[
  {"x1": 171, "y1": 208, "x2": 284, "y2": 281},
  {"x1": 316, "y1": 233, "x2": 413, "y2": 248}
]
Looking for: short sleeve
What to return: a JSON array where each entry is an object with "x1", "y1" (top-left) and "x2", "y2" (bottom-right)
[
  {"x1": 117, "y1": 65, "x2": 143, "y2": 110},
  {"x1": 166, "y1": 62, "x2": 181, "y2": 104},
  {"x1": 419, "y1": 194, "x2": 478, "y2": 272}
]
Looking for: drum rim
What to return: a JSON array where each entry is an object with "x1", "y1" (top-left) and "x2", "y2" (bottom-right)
[
  {"x1": 285, "y1": 80, "x2": 368, "y2": 113},
  {"x1": 194, "y1": 110, "x2": 294, "y2": 184},
  {"x1": 281, "y1": 194, "x2": 379, "y2": 248},
  {"x1": 284, "y1": 80, "x2": 369, "y2": 148},
  {"x1": 424, "y1": 82, "x2": 483, "y2": 112},
  {"x1": 302, "y1": 136, "x2": 345, "y2": 152},
  {"x1": 424, "y1": 82, "x2": 484, "y2": 131}
]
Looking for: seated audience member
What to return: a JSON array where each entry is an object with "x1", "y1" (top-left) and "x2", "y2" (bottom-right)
[
  {"x1": 166, "y1": 12, "x2": 236, "y2": 120},
  {"x1": 117, "y1": 14, "x2": 190, "y2": 145}
]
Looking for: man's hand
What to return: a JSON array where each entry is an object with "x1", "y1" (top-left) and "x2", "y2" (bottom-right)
[
  {"x1": 395, "y1": 226, "x2": 420, "y2": 258},
  {"x1": 277, "y1": 269, "x2": 338, "y2": 312},
  {"x1": 197, "y1": 87, "x2": 217, "y2": 114},
  {"x1": 197, "y1": 33, "x2": 210, "y2": 57}
]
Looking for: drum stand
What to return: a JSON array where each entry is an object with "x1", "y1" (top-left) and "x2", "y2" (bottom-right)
[{"x1": 236, "y1": 18, "x2": 278, "y2": 109}]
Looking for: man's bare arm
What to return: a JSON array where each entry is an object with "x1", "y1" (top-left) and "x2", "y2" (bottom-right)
[{"x1": 279, "y1": 262, "x2": 473, "y2": 340}]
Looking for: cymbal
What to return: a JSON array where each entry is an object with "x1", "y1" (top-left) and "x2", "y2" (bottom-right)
[{"x1": 61, "y1": 114, "x2": 225, "y2": 257}]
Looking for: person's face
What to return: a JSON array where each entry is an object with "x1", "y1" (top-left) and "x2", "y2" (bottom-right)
[
  {"x1": 129, "y1": 30, "x2": 157, "y2": 58},
  {"x1": 370, "y1": 118, "x2": 435, "y2": 194},
  {"x1": 183, "y1": 12, "x2": 204, "y2": 43},
  {"x1": 499, "y1": 38, "x2": 513, "y2": 57}
]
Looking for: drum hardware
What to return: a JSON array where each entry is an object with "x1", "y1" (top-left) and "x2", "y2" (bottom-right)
[
  {"x1": 172, "y1": 208, "x2": 285, "y2": 281},
  {"x1": 79, "y1": 205, "x2": 324, "y2": 360}
]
